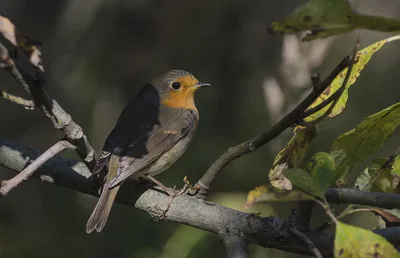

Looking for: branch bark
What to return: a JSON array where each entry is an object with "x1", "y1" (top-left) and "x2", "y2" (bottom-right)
[
  {"x1": 289, "y1": 227, "x2": 323, "y2": 258},
  {"x1": 0, "y1": 43, "x2": 96, "y2": 169},
  {"x1": 195, "y1": 56, "x2": 351, "y2": 198},
  {"x1": 325, "y1": 188, "x2": 400, "y2": 209},
  {"x1": 1, "y1": 138, "x2": 400, "y2": 257},
  {"x1": 220, "y1": 233, "x2": 249, "y2": 258},
  {"x1": 0, "y1": 140, "x2": 74, "y2": 196},
  {"x1": 0, "y1": 88, "x2": 35, "y2": 109}
]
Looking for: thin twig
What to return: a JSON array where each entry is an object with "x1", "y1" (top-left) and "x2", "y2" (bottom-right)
[
  {"x1": 362, "y1": 145, "x2": 400, "y2": 192},
  {"x1": 289, "y1": 227, "x2": 323, "y2": 258},
  {"x1": 194, "y1": 56, "x2": 351, "y2": 198},
  {"x1": 0, "y1": 44, "x2": 32, "y2": 94},
  {"x1": 0, "y1": 42, "x2": 96, "y2": 169},
  {"x1": 301, "y1": 38, "x2": 359, "y2": 124},
  {"x1": 0, "y1": 89, "x2": 35, "y2": 109},
  {"x1": 314, "y1": 208, "x2": 376, "y2": 231},
  {"x1": 0, "y1": 140, "x2": 75, "y2": 196},
  {"x1": 315, "y1": 198, "x2": 339, "y2": 224}
]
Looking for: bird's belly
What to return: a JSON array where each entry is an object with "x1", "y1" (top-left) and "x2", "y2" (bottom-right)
[{"x1": 145, "y1": 135, "x2": 193, "y2": 176}]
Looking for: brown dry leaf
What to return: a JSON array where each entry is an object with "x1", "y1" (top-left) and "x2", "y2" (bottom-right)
[
  {"x1": 371, "y1": 209, "x2": 400, "y2": 228},
  {"x1": 269, "y1": 125, "x2": 317, "y2": 190},
  {"x1": 0, "y1": 15, "x2": 44, "y2": 71}
]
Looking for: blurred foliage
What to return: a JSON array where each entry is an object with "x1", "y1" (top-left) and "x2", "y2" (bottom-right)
[
  {"x1": 269, "y1": 0, "x2": 400, "y2": 41},
  {"x1": 1, "y1": 0, "x2": 400, "y2": 258}
]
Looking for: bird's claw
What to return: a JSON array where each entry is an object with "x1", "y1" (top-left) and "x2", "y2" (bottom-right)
[{"x1": 161, "y1": 176, "x2": 196, "y2": 218}]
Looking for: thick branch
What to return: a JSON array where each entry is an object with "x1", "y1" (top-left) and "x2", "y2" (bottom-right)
[
  {"x1": 1, "y1": 138, "x2": 400, "y2": 257},
  {"x1": 195, "y1": 56, "x2": 351, "y2": 198},
  {"x1": 220, "y1": 233, "x2": 249, "y2": 258},
  {"x1": 0, "y1": 137, "x2": 333, "y2": 256},
  {"x1": 0, "y1": 43, "x2": 96, "y2": 169}
]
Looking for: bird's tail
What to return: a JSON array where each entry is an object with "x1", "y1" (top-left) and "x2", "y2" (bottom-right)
[{"x1": 86, "y1": 155, "x2": 120, "y2": 233}]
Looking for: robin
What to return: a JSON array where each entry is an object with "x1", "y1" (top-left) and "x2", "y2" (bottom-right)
[{"x1": 86, "y1": 69, "x2": 210, "y2": 233}]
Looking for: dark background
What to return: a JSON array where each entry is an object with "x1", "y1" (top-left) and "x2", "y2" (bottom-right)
[{"x1": 1, "y1": 0, "x2": 400, "y2": 257}]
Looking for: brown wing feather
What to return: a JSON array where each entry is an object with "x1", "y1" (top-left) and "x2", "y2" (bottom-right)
[
  {"x1": 91, "y1": 83, "x2": 161, "y2": 175},
  {"x1": 108, "y1": 107, "x2": 197, "y2": 187}
]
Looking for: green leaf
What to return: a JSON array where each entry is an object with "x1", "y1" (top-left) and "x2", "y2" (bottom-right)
[
  {"x1": 355, "y1": 157, "x2": 400, "y2": 193},
  {"x1": 268, "y1": 0, "x2": 400, "y2": 41},
  {"x1": 306, "y1": 152, "x2": 337, "y2": 192},
  {"x1": 305, "y1": 35, "x2": 400, "y2": 122},
  {"x1": 391, "y1": 156, "x2": 400, "y2": 176},
  {"x1": 269, "y1": 125, "x2": 317, "y2": 190},
  {"x1": 283, "y1": 168, "x2": 325, "y2": 198},
  {"x1": 335, "y1": 221, "x2": 399, "y2": 257},
  {"x1": 331, "y1": 103, "x2": 400, "y2": 186},
  {"x1": 245, "y1": 184, "x2": 315, "y2": 208}
]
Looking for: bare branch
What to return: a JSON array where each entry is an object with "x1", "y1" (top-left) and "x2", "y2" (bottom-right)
[
  {"x1": 0, "y1": 42, "x2": 96, "y2": 169},
  {"x1": 289, "y1": 227, "x2": 323, "y2": 258},
  {"x1": 0, "y1": 88, "x2": 35, "y2": 109},
  {"x1": 0, "y1": 43, "x2": 31, "y2": 94},
  {"x1": 300, "y1": 38, "x2": 359, "y2": 125},
  {"x1": 195, "y1": 56, "x2": 351, "y2": 198},
  {"x1": 0, "y1": 137, "x2": 334, "y2": 257},
  {"x1": 0, "y1": 140, "x2": 75, "y2": 196},
  {"x1": 325, "y1": 188, "x2": 400, "y2": 209},
  {"x1": 2, "y1": 138, "x2": 400, "y2": 256},
  {"x1": 220, "y1": 233, "x2": 249, "y2": 258}
]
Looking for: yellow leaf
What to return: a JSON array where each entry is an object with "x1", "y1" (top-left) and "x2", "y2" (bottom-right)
[
  {"x1": 335, "y1": 222, "x2": 399, "y2": 257},
  {"x1": 305, "y1": 35, "x2": 400, "y2": 122},
  {"x1": 245, "y1": 184, "x2": 314, "y2": 208}
]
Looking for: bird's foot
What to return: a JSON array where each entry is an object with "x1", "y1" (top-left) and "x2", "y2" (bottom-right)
[{"x1": 160, "y1": 176, "x2": 198, "y2": 218}]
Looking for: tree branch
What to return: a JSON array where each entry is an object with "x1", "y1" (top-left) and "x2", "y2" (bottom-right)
[
  {"x1": 0, "y1": 42, "x2": 96, "y2": 169},
  {"x1": 0, "y1": 137, "x2": 333, "y2": 257},
  {"x1": 1, "y1": 138, "x2": 400, "y2": 257},
  {"x1": 289, "y1": 227, "x2": 323, "y2": 258},
  {"x1": 195, "y1": 56, "x2": 351, "y2": 198},
  {"x1": 0, "y1": 88, "x2": 35, "y2": 109},
  {"x1": 325, "y1": 188, "x2": 400, "y2": 209},
  {"x1": 0, "y1": 140, "x2": 75, "y2": 196},
  {"x1": 220, "y1": 232, "x2": 249, "y2": 258}
]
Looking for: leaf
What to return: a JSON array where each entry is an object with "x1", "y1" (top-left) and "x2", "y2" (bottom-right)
[
  {"x1": 391, "y1": 156, "x2": 400, "y2": 176},
  {"x1": 0, "y1": 15, "x2": 43, "y2": 71},
  {"x1": 305, "y1": 152, "x2": 337, "y2": 192},
  {"x1": 245, "y1": 184, "x2": 315, "y2": 208},
  {"x1": 354, "y1": 158, "x2": 399, "y2": 193},
  {"x1": 331, "y1": 103, "x2": 400, "y2": 186},
  {"x1": 335, "y1": 221, "x2": 399, "y2": 257},
  {"x1": 371, "y1": 209, "x2": 400, "y2": 228},
  {"x1": 268, "y1": 0, "x2": 400, "y2": 41},
  {"x1": 269, "y1": 125, "x2": 317, "y2": 190},
  {"x1": 283, "y1": 168, "x2": 325, "y2": 198},
  {"x1": 305, "y1": 35, "x2": 400, "y2": 122}
]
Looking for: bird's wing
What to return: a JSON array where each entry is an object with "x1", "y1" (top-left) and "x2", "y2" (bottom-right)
[
  {"x1": 92, "y1": 83, "x2": 162, "y2": 176},
  {"x1": 108, "y1": 106, "x2": 198, "y2": 187}
]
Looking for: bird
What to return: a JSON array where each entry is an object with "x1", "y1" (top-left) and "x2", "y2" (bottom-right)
[{"x1": 86, "y1": 69, "x2": 210, "y2": 233}]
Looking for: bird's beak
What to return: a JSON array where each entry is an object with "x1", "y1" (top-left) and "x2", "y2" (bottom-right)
[{"x1": 194, "y1": 82, "x2": 211, "y2": 89}]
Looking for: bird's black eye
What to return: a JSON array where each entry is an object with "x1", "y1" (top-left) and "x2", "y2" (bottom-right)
[{"x1": 171, "y1": 82, "x2": 181, "y2": 90}]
